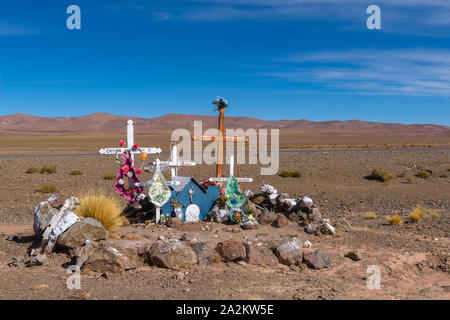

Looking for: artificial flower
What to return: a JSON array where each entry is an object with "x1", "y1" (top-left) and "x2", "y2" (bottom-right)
[
  {"x1": 136, "y1": 168, "x2": 142, "y2": 175},
  {"x1": 140, "y1": 152, "x2": 148, "y2": 160},
  {"x1": 119, "y1": 140, "x2": 126, "y2": 147}
]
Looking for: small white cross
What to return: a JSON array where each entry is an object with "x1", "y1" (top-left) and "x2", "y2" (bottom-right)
[
  {"x1": 98, "y1": 119, "x2": 162, "y2": 162},
  {"x1": 209, "y1": 155, "x2": 253, "y2": 183},
  {"x1": 144, "y1": 145, "x2": 196, "y2": 179}
]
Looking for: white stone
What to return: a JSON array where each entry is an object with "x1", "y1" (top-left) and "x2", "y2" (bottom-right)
[
  {"x1": 261, "y1": 184, "x2": 277, "y2": 194},
  {"x1": 185, "y1": 204, "x2": 200, "y2": 222}
]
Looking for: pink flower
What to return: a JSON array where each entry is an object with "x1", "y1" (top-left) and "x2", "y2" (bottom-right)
[
  {"x1": 119, "y1": 140, "x2": 126, "y2": 147},
  {"x1": 136, "y1": 168, "x2": 142, "y2": 175},
  {"x1": 132, "y1": 143, "x2": 139, "y2": 151}
]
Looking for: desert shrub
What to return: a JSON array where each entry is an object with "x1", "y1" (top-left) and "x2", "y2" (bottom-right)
[
  {"x1": 279, "y1": 170, "x2": 302, "y2": 178},
  {"x1": 364, "y1": 212, "x2": 377, "y2": 219},
  {"x1": 37, "y1": 185, "x2": 57, "y2": 193},
  {"x1": 39, "y1": 166, "x2": 57, "y2": 174},
  {"x1": 103, "y1": 174, "x2": 116, "y2": 180},
  {"x1": 409, "y1": 206, "x2": 425, "y2": 223},
  {"x1": 26, "y1": 167, "x2": 38, "y2": 174},
  {"x1": 406, "y1": 176, "x2": 418, "y2": 184},
  {"x1": 439, "y1": 173, "x2": 448, "y2": 178},
  {"x1": 386, "y1": 215, "x2": 403, "y2": 225},
  {"x1": 415, "y1": 171, "x2": 431, "y2": 179},
  {"x1": 397, "y1": 171, "x2": 407, "y2": 178},
  {"x1": 75, "y1": 190, "x2": 124, "y2": 233},
  {"x1": 367, "y1": 168, "x2": 395, "y2": 183},
  {"x1": 69, "y1": 170, "x2": 83, "y2": 176},
  {"x1": 429, "y1": 211, "x2": 440, "y2": 218}
]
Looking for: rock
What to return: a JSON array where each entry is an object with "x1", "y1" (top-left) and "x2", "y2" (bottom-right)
[
  {"x1": 33, "y1": 201, "x2": 58, "y2": 236},
  {"x1": 190, "y1": 242, "x2": 217, "y2": 265},
  {"x1": 244, "y1": 189, "x2": 254, "y2": 198},
  {"x1": 345, "y1": 250, "x2": 362, "y2": 261},
  {"x1": 299, "y1": 196, "x2": 313, "y2": 209},
  {"x1": 261, "y1": 184, "x2": 277, "y2": 194},
  {"x1": 305, "y1": 224, "x2": 315, "y2": 234},
  {"x1": 180, "y1": 233, "x2": 196, "y2": 242},
  {"x1": 250, "y1": 193, "x2": 268, "y2": 207},
  {"x1": 83, "y1": 245, "x2": 140, "y2": 273},
  {"x1": 9, "y1": 255, "x2": 25, "y2": 267},
  {"x1": 216, "y1": 240, "x2": 246, "y2": 262},
  {"x1": 209, "y1": 206, "x2": 229, "y2": 223},
  {"x1": 105, "y1": 239, "x2": 152, "y2": 257},
  {"x1": 268, "y1": 193, "x2": 278, "y2": 205},
  {"x1": 273, "y1": 215, "x2": 289, "y2": 228},
  {"x1": 318, "y1": 223, "x2": 336, "y2": 235},
  {"x1": 5, "y1": 234, "x2": 18, "y2": 241},
  {"x1": 303, "y1": 240, "x2": 312, "y2": 248},
  {"x1": 303, "y1": 250, "x2": 332, "y2": 269},
  {"x1": 74, "y1": 242, "x2": 97, "y2": 268},
  {"x1": 173, "y1": 272, "x2": 185, "y2": 280},
  {"x1": 58, "y1": 218, "x2": 109, "y2": 249},
  {"x1": 28, "y1": 254, "x2": 47, "y2": 267},
  {"x1": 276, "y1": 239, "x2": 303, "y2": 266},
  {"x1": 241, "y1": 221, "x2": 259, "y2": 230},
  {"x1": 258, "y1": 208, "x2": 278, "y2": 225},
  {"x1": 47, "y1": 193, "x2": 65, "y2": 209},
  {"x1": 166, "y1": 217, "x2": 183, "y2": 229},
  {"x1": 148, "y1": 239, "x2": 198, "y2": 269},
  {"x1": 309, "y1": 207, "x2": 322, "y2": 222},
  {"x1": 242, "y1": 200, "x2": 262, "y2": 218},
  {"x1": 245, "y1": 243, "x2": 278, "y2": 266}
]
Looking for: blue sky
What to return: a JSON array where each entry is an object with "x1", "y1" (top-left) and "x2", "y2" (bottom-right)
[{"x1": 0, "y1": 0, "x2": 449, "y2": 125}]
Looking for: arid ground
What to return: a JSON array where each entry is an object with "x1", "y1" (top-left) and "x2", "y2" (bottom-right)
[{"x1": 0, "y1": 148, "x2": 448, "y2": 300}]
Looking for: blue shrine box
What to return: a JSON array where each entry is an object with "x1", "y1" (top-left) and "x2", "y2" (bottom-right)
[{"x1": 161, "y1": 177, "x2": 221, "y2": 221}]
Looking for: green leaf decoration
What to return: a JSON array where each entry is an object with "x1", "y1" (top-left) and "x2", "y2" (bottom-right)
[{"x1": 225, "y1": 177, "x2": 245, "y2": 208}]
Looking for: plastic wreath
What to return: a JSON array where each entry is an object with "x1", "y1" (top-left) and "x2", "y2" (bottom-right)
[
  {"x1": 225, "y1": 176, "x2": 245, "y2": 209},
  {"x1": 114, "y1": 149, "x2": 144, "y2": 202},
  {"x1": 148, "y1": 169, "x2": 172, "y2": 207},
  {"x1": 213, "y1": 96, "x2": 228, "y2": 111}
]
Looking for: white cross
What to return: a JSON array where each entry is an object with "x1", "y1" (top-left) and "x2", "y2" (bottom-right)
[
  {"x1": 209, "y1": 155, "x2": 253, "y2": 183},
  {"x1": 98, "y1": 119, "x2": 162, "y2": 162},
  {"x1": 143, "y1": 145, "x2": 196, "y2": 179}
]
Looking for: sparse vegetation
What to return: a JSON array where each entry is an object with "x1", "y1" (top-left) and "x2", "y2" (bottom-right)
[
  {"x1": 386, "y1": 215, "x2": 403, "y2": 225},
  {"x1": 69, "y1": 170, "x2": 83, "y2": 176},
  {"x1": 367, "y1": 168, "x2": 395, "y2": 183},
  {"x1": 439, "y1": 173, "x2": 448, "y2": 178},
  {"x1": 37, "y1": 185, "x2": 57, "y2": 194},
  {"x1": 415, "y1": 171, "x2": 431, "y2": 179},
  {"x1": 39, "y1": 166, "x2": 57, "y2": 174},
  {"x1": 279, "y1": 170, "x2": 302, "y2": 178},
  {"x1": 75, "y1": 189, "x2": 124, "y2": 233},
  {"x1": 406, "y1": 176, "x2": 418, "y2": 184},
  {"x1": 26, "y1": 167, "x2": 38, "y2": 174},
  {"x1": 364, "y1": 212, "x2": 377, "y2": 219},
  {"x1": 103, "y1": 174, "x2": 116, "y2": 180},
  {"x1": 429, "y1": 210, "x2": 440, "y2": 218},
  {"x1": 409, "y1": 206, "x2": 425, "y2": 223}
]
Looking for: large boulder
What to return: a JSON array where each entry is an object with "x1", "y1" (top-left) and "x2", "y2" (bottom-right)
[
  {"x1": 83, "y1": 245, "x2": 140, "y2": 273},
  {"x1": 148, "y1": 239, "x2": 198, "y2": 269},
  {"x1": 245, "y1": 244, "x2": 278, "y2": 266},
  {"x1": 190, "y1": 242, "x2": 217, "y2": 265},
  {"x1": 216, "y1": 240, "x2": 246, "y2": 262},
  {"x1": 33, "y1": 201, "x2": 58, "y2": 236},
  {"x1": 276, "y1": 239, "x2": 303, "y2": 266},
  {"x1": 58, "y1": 218, "x2": 109, "y2": 249},
  {"x1": 303, "y1": 250, "x2": 332, "y2": 270}
]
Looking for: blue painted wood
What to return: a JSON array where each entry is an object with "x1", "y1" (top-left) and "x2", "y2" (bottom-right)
[{"x1": 161, "y1": 177, "x2": 221, "y2": 221}]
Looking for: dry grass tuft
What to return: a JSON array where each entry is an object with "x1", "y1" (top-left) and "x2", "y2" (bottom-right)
[
  {"x1": 368, "y1": 168, "x2": 395, "y2": 183},
  {"x1": 406, "y1": 176, "x2": 418, "y2": 184},
  {"x1": 103, "y1": 174, "x2": 116, "y2": 180},
  {"x1": 429, "y1": 211, "x2": 440, "y2": 218},
  {"x1": 279, "y1": 170, "x2": 302, "y2": 178},
  {"x1": 364, "y1": 212, "x2": 377, "y2": 219},
  {"x1": 26, "y1": 167, "x2": 38, "y2": 174},
  {"x1": 415, "y1": 171, "x2": 431, "y2": 179},
  {"x1": 69, "y1": 170, "x2": 83, "y2": 176},
  {"x1": 75, "y1": 189, "x2": 124, "y2": 234},
  {"x1": 39, "y1": 166, "x2": 57, "y2": 174},
  {"x1": 386, "y1": 215, "x2": 403, "y2": 225},
  {"x1": 37, "y1": 185, "x2": 57, "y2": 193},
  {"x1": 409, "y1": 206, "x2": 426, "y2": 223}
]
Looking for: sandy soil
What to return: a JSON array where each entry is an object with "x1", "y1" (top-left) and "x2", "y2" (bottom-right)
[{"x1": 0, "y1": 150, "x2": 448, "y2": 300}]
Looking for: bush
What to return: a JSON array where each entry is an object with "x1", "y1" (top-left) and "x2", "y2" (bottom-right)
[
  {"x1": 386, "y1": 215, "x2": 403, "y2": 225},
  {"x1": 37, "y1": 185, "x2": 57, "y2": 194},
  {"x1": 406, "y1": 176, "x2": 418, "y2": 184},
  {"x1": 26, "y1": 167, "x2": 38, "y2": 174},
  {"x1": 409, "y1": 206, "x2": 425, "y2": 223},
  {"x1": 429, "y1": 211, "x2": 440, "y2": 218},
  {"x1": 103, "y1": 174, "x2": 116, "y2": 180},
  {"x1": 439, "y1": 173, "x2": 448, "y2": 178},
  {"x1": 415, "y1": 171, "x2": 431, "y2": 179},
  {"x1": 367, "y1": 168, "x2": 395, "y2": 183},
  {"x1": 364, "y1": 212, "x2": 377, "y2": 219},
  {"x1": 279, "y1": 170, "x2": 302, "y2": 178},
  {"x1": 39, "y1": 166, "x2": 57, "y2": 174},
  {"x1": 75, "y1": 189, "x2": 124, "y2": 233},
  {"x1": 69, "y1": 170, "x2": 83, "y2": 176}
]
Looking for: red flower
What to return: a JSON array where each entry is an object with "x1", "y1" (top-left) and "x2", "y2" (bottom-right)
[
  {"x1": 122, "y1": 165, "x2": 129, "y2": 173},
  {"x1": 136, "y1": 168, "x2": 142, "y2": 175},
  {"x1": 119, "y1": 140, "x2": 126, "y2": 147},
  {"x1": 132, "y1": 143, "x2": 139, "y2": 151}
]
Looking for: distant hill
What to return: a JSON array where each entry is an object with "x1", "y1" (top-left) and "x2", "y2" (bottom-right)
[{"x1": 0, "y1": 113, "x2": 449, "y2": 138}]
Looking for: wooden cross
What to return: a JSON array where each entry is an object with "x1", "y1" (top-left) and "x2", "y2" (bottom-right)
[
  {"x1": 191, "y1": 97, "x2": 248, "y2": 178},
  {"x1": 99, "y1": 119, "x2": 161, "y2": 162}
]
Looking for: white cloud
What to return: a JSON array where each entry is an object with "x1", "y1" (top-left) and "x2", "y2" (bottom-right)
[{"x1": 262, "y1": 49, "x2": 450, "y2": 96}]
